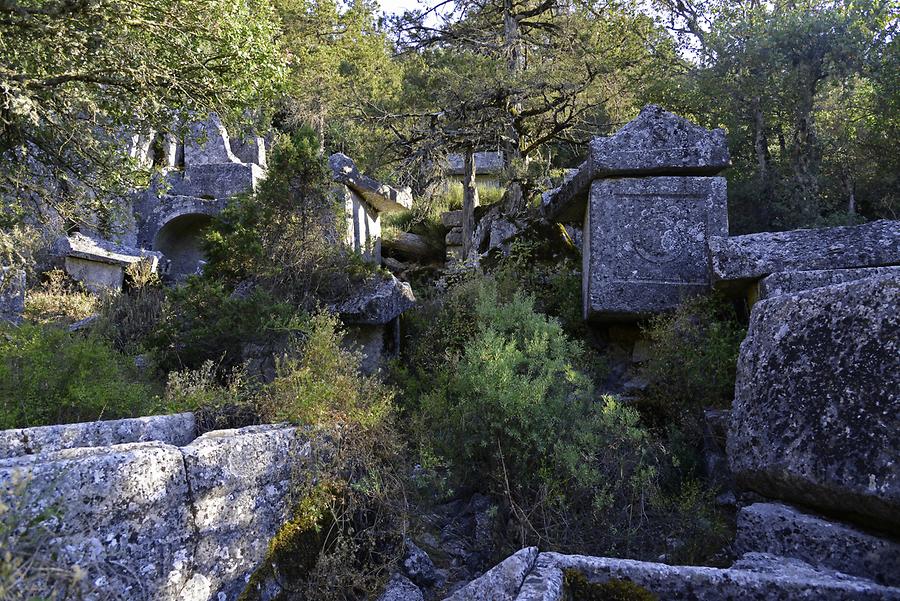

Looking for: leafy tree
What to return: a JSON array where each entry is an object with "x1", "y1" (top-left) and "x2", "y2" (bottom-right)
[
  {"x1": 649, "y1": 0, "x2": 898, "y2": 231},
  {"x1": 1, "y1": 0, "x2": 284, "y2": 225},
  {"x1": 273, "y1": 0, "x2": 402, "y2": 172},
  {"x1": 387, "y1": 0, "x2": 672, "y2": 212}
]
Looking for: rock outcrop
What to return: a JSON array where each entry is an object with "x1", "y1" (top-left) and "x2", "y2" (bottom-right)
[
  {"x1": 734, "y1": 503, "x2": 900, "y2": 587},
  {"x1": 728, "y1": 274, "x2": 900, "y2": 531}
]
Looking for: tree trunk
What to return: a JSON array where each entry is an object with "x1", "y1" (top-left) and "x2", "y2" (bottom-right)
[
  {"x1": 752, "y1": 97, "x2": 774, "y2": 228},
  {"x1": 503, "y1": 0, "x2": 526, "y2": 216},
  {"x1": 462, "y1": 149, "x2": 480, "y2": 258}
]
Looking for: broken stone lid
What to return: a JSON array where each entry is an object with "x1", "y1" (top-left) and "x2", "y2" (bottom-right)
[
  {"x1": 55, "y1": 233, "x2": 163, "y2": 268},
  {"x1": 329, "y1": 153, "x2": 413, "y2": 213},
  {"x1": 541, "y1": 105, "x2": 731, "y2": 222},
  {"x1": 332, "y1": 274, "x2": 415, "y2": 325}
]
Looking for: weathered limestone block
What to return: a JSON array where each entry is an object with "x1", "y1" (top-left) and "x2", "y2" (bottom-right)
[
  {"x1": 0, "y1": 267, "x2": 26, "y2": 324},
  {"x1": 735, "y1": 503, "x2": 900, "y2": 587},
  {"x1": 728, "y1": 275, "x2": 900, "y2": 531},
  {"x1": 170, "y1": 163, "x2": 264, "y2": 200},
  {"x1": 379, "y1": 574, "x2": 425, "y2": 601},
  {"x1": 181, "y1": 424, "x2": 310, "y2": 600},
  {"x1": 0, "y1": 413, "x2": 196, "y2": 459},
  {"x1": 334, "y1": 274, "x2": 416, "y2": 326},
  {"x1": 709, "y1": 219, "x2": 900, "y2": 287},
  {"x1": 757, "y1": 266, "x2": 900, "y2": 300},
  {"x1": 583, "y1": 176, "x2": 728, "y2": 320},
  {"x1": 0, "y1": 442, "x2": 196, "y2": 600},
  {"x1": 329, "y1": 153, "x2": 413, "y2": 212},
  {"x1": 56, "y1": 233, "x2": 163, "y2": 292},
  {"x1": 513, "y1": 551, "x2": 900, "y2": 601},
  {"x1": 184, "y1": 113, "x2": 242, "y2": 166},
  {"x1": 541, "y1": 105, "x2": 730, "y2": 222},
  {"x1": 445, "y1": 547, "x2": 539, "y2": 601},
  {"x1": 229, "y1": 134, "x2": 267, "y2": 167}
]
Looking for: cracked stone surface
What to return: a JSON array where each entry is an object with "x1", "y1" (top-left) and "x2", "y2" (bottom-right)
[
  {"x1": 0, "y1": 417, "x2": 309, "y2": 601},
  {"x1": 728, "y1": 274, "x2": 900, "y2": 532}
]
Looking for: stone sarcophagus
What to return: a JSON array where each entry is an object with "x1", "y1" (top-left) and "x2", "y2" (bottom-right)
[{"x1": 542, "y1": 105, "x2": 731, "y2": 321}]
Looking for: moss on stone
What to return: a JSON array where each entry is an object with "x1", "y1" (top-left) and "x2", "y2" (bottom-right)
[
  {"x1": 563, "y1": 569, "x2": 659, "y2": 601},
  {"x1": 238, "y1": 481, "x2": 340, "y2": 601}
]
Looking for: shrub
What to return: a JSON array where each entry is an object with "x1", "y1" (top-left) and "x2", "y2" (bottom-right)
[
  {"x1": 411, "y1": 281, "x2": 661, "y2": 555},
  {"x1": 204, "y1": 129, "x2": 375, "y2": 309},
  {"x1": 95, "y1": 280, "x2": 166, "y2": 354},
  {"x1": 23, "y1": 269, "x2": 97, "y2": 325},
  {"x1": 148, "y1": 277, "x2": 302, "y2": 373},
  {"x1": 0, "y1": 323, "x2": 154, "y2": 429},
  {"x1": 162, "y1": 361, "x2": 260, "y2": 433},
  {"x1": 241, "y1": 313, "x2": 405, "y2": 600},
  {"x1": 637, "y1": 294, "x2": 745, "y2": 424}
]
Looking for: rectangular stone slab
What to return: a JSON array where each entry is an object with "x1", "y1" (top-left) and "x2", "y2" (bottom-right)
[
  {"x1": 709, "y1": 219, "x2": 900, "y2": 287},
  {"x1": 757, "y1": 265, "x2": 900, "y2": 300},
  {"x1": 583, "y1": 176, "x2": 728, "y2": 320}
]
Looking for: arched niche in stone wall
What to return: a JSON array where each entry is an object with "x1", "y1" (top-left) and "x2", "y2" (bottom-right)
[{"x1": 153, "y1": 213, "x2": 214, "y2": 280}]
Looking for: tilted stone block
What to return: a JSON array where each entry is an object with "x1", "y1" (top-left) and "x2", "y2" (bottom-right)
[
  {"x1": 735, "y1": 503, "x2": 900, "y2": 587},
  {"x1": 0, "y1": 413, "x2": 196, "y2": 460},
  {"x1": 709, "y1": 219, "x2": 900, "y2": 287},
  {"x1": 583, "y1": 176, "x2": 728, "y2": 320},
  {"x1": 728, "y1": 274, "x2": 900, "y2": 532},
  {"x1": 0, "y1": 442, "x2": 196, "y2": 600},
  {"x1": 329, "y1": 153, "x2": 413, "y2": 213},
  {"x1": 541, "y1": 105, "x2": 730, "y2": 222},
  {"x1": 757, "y1": 266, "x2": 900, "y2": 300}
]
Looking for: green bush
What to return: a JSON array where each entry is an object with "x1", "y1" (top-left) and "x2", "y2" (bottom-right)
[
  {"x1": 410, "y1": 280, "x2": 661, "y2": 554},
  {"x1": 162, "y1": 361, "x2": 260, "y2": 432},
  {"x1": 148, "y1": 277, "x2": 302, "y2": 373},
  {"x1": 637, "y1": 294, "x2": 745, "y2": 424},
  {"x1": 204, "y1": 129, "x2": 376, "y2": 309},
  {"x1": 0, "y1": 323, "x2": 154, "y2": 429},
  {"x1": 241, "y1": 312, "x2": 405, "y2": 600}
]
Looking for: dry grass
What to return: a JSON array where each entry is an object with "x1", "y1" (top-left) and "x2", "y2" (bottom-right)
[{"x1": 24, "y1": 269, "x2": 98, "y2": 325}]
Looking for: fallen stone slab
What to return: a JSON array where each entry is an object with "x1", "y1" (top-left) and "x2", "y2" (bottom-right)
[
  {"x1": 442, "y1": 210, "x2": 463, "y2": 228},
  {"x1": 735, "y1": 502, "x2": 900, "y2": 587},
  {"x1": 0, "y1": 267, "x2": 25, "y2": 325},
  {"x1": 709, "y1": 219, "x2": 900, "y2": 287},
  {"x1": 333, "y1": 274, "x2": 416, "y2": 325},
  {"x1": 728, "y1": 274, "x2": 900, "y2": 532},
  {"x1": 515, "y1": 551, "x2": 900, "y2": 600},
  {"x1": 541, "y1": 105, "x2": 730, "y2": 222},
  {"x1": 0, "y1": 412, "x2": 197, "y2": 459},
  {"x1": 0, "y1": 442, "x2": 196, "y2": 600},
  {"x1": 181, "y1": 424, "x2": 310, "y2": 600},
  {"x1": 55, "y1": 233, "x2": 164, "y2": 292},
  {"x1": 380, "y1": 573, "x2": 425, "y2": 601},
  {"x1": 329, "y1": 153, "x2": 413, "y2": 212},
  {"x1": 444, "y1": 546, "x2": 539, "y2": 601},
  {"x1": 583, "y1": 176, "x2": 728, "y2": 320},
  {"x1": 756, "y1": 265, "x2": 900, "y2": 300}
]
